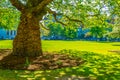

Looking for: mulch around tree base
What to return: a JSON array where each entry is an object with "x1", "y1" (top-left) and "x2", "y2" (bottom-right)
[{"x1": 0, "y1": 49, "x2": 85, "y2": 70}]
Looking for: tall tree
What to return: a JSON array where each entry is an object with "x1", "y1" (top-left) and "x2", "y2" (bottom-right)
[{"x1": 9, "y1": 0, "x2": 53, "y2": 56}]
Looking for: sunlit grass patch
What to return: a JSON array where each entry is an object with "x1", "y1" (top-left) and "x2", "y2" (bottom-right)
[{"x1": 0, "y1": 40, "x2": 120, "y2": 54}]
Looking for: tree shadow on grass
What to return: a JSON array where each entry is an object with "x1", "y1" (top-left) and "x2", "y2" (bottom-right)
[
  {"x1": 0, "y1": 53, "x2": 36, "y2": 70},
  {"x1": 112, "y1": 44, "x2": 120, "y2": 46},
  {"x1": 96, "y1": 41, "x2": 114, "y2": 43},
  {"x1": 0, "y1": 49, "x2": 101, "y2": 80},
  {"x1": 0, "y1": 49, "x2": 86, "y2": 70}
]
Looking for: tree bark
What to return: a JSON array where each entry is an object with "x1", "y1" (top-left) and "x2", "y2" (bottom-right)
[
  {"x1": 9, "y1": 0, "x2": 53, "y2": 57},
  {"x1": 12, "y1": 12, "x2": 43, "y2": 57}
]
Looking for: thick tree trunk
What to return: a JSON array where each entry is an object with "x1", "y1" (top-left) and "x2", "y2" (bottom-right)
[{"x1": 12, "y1": 13, "x2": 43, "y2": 57}]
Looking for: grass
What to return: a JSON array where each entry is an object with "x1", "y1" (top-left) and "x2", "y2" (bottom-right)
[
  {"x1": 0, "y1": 40, "x2": 120, "y2": 80},
  {"x1": 0, "y1": 40, "x2": 120, "y2": 54}
]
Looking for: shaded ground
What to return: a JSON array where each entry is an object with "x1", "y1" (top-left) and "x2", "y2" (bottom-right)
[
  {"x1": 0, "y1": 49, "x2": 85, "y2": 70},
  {"x1": 108, "y1": 50, "x2": 120, "y2": 54}
]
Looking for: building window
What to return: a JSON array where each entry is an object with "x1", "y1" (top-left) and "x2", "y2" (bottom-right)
[
  {"x1": 1, "y1": 36, "x2": 4, "y2": 39},
  {"x1": 14, "y1": 30, "x2": 16, "y2": 35},
  {"x1": 6, "y1": 30, "x2": 9, "y2": 35},
  {"x1": 11, "y1": 30, "x2": 12, "y2": 35}
]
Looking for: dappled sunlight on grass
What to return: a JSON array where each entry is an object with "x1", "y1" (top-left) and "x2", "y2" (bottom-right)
[{"x1": 0, "y1": 50, "x2": 120, "y2": 80}]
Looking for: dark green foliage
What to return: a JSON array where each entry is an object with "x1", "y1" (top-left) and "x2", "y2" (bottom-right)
[
  {"x1": 0, "y1": 0, "x2": 20, "y2": 29},
  {"x1": 47, "y1": 23, "x2": 77, "y2": 40},
  {"x1": 90, "y1": 26, "x2": 107, "y2": 38}
]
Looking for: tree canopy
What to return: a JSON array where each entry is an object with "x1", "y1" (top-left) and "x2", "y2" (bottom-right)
[
  {"x1": 45, "y1": 0, "x2": 120, "y2": 28},
  {"x1": 0, "y1": 0, "x2": 120, "y2": 29}
]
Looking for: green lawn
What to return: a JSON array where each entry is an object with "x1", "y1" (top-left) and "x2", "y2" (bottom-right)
[
  {"x1": 0, "y1": 40, "x2": 120, "y2": 80},
  {"x1": 0, "y1": 40, "x2": 120, "y2": 54}
]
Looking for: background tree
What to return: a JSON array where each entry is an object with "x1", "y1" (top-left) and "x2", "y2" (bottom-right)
[
  {"x1": 63, "y1": 26, "x2": 77, "y2": 40},
  {"x1": 90, "y1": 26, "x2": 106, "y2": 39},
  {"x1": 8, "y1": 0, "x2": 53, "y2": 56},
  {"x1": 44, "y1": 22, "x2": 78, "y2": 40},
  {"x1": 47, "y1": 23, "x2": 64, "y2": 39},
  {"x1": 0, "y1": 0, "x2": 20, "y2": 29}
]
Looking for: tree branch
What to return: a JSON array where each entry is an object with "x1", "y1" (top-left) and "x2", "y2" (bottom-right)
[
  {"x1": 86, "y1": 14, "x2": 100, "y2": 17},
  {"x1": 40, "y1": 22, "x2": 49, "y2": 30},
  {"x1": 65, "y1": 15, "x2": 84, "y2": 27},
  {"x1": 33, "y1": 0, "x2": 53, "y2": 12},
  {"x1": 46, "y1": 8, "x2": 84, "y2": 26},
  {"x1": 9, "y1": 0, "x2": 26, "y2": 11},
  {"x1": 46, "y1": 7, "x2": 67, "y2": 26},
  {"x1": 53, "y1": 14, "x2": 67, "y2": 26}
]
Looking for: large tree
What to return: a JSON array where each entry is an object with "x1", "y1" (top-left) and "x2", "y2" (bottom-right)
[
  {"x1": 1, "y1": 0, "x2": 119, "y2": 57},
  {"x1": 9, "y1": 0, "x2": 53, "y2": 56}
]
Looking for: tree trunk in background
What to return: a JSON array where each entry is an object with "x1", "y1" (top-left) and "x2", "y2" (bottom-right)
[{"x1": 12, "y1": 13, "x2": 43, "y2": 56}]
